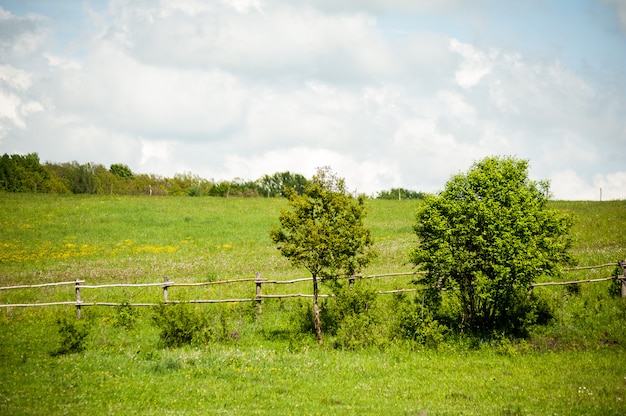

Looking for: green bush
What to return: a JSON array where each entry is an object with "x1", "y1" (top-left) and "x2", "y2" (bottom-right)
[
  {"x1": 410, "y1": 156, "x2": 574, "y2": 336},
  {"x1": 113, "y1": 302, "x2": 137, "y2": 330},
  {"x1": 152, "y1": 303, "x2": 211, "y2": 348},
  {"x1": 608, "y1": 267, "x2": 623, "y2": 297},
  {"x1": 393, "y1": 296, "x2": 448, "y2": 348},
  {"x1": 334, "y1": 313, "x2": 380, "y2": 350},
  {"x1": 291, "y1": 283, "x2": 389, "y2": 349},
  {"x1": 53, "y1": 317, "x2": 90, "y2": 355},
  {"x1": 327, "y1": 283, "x2": 389, "y2": 349}
]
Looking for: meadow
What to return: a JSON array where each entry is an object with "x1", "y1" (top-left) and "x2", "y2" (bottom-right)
[{"x1": 0, "y1": 193, "x2": 625, "y2": 415}]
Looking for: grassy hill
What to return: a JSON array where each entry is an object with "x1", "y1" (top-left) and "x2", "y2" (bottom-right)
[{"x1": 0, "y1": 194, "x2": 625, "y2": 415}]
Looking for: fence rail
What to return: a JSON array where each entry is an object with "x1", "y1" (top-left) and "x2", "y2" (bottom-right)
[{"x1": 1, "y1": 262, "x2": 624, "y2": 318}]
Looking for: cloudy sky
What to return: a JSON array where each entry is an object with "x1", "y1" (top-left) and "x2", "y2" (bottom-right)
[{"x1": 1, "y1": 0, "x2": 625, "y2": 199}]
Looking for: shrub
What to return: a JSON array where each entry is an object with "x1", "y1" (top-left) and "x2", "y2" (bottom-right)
[
  {"x1": 393, "y1": 296, "x2": 447, "y2": 348},
  {"x1": 113, "y1": 302, "x2": 137, "y2": 330},
  {"x1": 410, "y1": 156, "x2": 573, "y2": 335},
  {"x1": 608, "y1": 266, "x2": 623, "y2": 297},
  {"x1": 152, "y1": 303, "x2": 211, "y2": 348},
  {"x1": 334, "y1": 313, "x2": 383, "y2": 350},
  {"x1": 292, "y1": 283, "x2": 388, "y2": 349},
  {"x1": 328, "y1": 283, "x2": 389, "y2": 349},
  {"x1": 53, "y1": 317, "x2": 90, "y2": 355}
]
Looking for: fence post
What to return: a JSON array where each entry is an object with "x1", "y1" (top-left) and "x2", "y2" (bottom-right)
[
  {"x1": 349, "y1": 276, "x2": 355, "y2": 290},
  {"x1": 163, "y1": 276, "x2": 169, "y2": 303},
  {"x1": 75, "y1": 279, "x2": 82, "y2": 319},
  {"x1": 617, "y1": 260, "x2": 626, "y2": 298},
  {"x1": 255, "y1": 272, "x2": 263, "y2": 313}
]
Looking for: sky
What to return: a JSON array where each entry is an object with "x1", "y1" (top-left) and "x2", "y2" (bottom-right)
[{"x1": 1, "y1": 0, "x2": 625, "y2": 199}]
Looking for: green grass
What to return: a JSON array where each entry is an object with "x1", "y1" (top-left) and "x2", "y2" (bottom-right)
[
  {"x1": 1, "y1": 308, "x2": 625, "y2": 415},
  {"x1": 1, "y1": 193, "x2": 625, "y2": 415}
]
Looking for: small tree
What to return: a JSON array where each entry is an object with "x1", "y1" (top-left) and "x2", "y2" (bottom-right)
[
  {"x1": 270, "y1": 167, "x2": 376, "y2": 344},
  {"x1": 409, "y1": 156, "x2": 573, "y2": 335}
]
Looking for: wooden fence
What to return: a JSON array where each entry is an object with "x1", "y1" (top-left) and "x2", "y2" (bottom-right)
[{"x1": 1, "y1": 261, "x2": 625, "y2": 319}]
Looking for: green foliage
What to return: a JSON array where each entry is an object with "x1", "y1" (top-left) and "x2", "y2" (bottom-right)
[
  {"x1": 608, "y1": 266, "x2": 623, "y2": 297},
  {"x1": 376, "y1": 187, "x2": 426, "y2": 200},
  {"x1": 45, "y1": 161, "x2": 98, "y2": 194},
  {"x1": 270, "y1": 167, "x2": 376, "y2": 343},
  {"x1": 294, "y1": 283, "x2": 388, "y2": 350},
  {"x1": 109, "y1": 163, "x2": 134, "y2": 179},
  {"x1": 270, "y1": 167, "x2": 376, "y2": 280},
  {"x1": 53, "y1": 316, "x2": 90, "y2": 355},
  {"x1": 334, "y1": 312, "x2": 385, "y2": 350},
  {"x1": 392, "y1": 293, "x2": 448, "y2": 347},
  {"x1": 2, "y1": 153, "x2": 313, "y2": 197},
  {"x1": 331, "y1": 284, "x2": 389, "y2": 350},
  {"x1": 113, "y1": 302, "x2": 137, "y2": 330},
  {"x1": 410, "y1": 156, "x2": 574, "y2": 335},
  {"x1": 0, "y1": 153, "x2": 50, "y2": 192},
  {"x1": 259, "y1": 171, "x2": 308, "y2": 197},
  {"x1": 151, "y1": 303, "x2": 211, "y2": 348},
  {"x1": 320, "y1": 283, "x2": 376, "y2": 334}
]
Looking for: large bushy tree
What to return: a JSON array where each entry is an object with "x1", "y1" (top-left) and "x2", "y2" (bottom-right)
[
  {"x1": 270, "y1": 167, "x2": 376, "y2": 344},
  {"x1": 409, "y1": 156, "x2": 573, "y2": 335}
]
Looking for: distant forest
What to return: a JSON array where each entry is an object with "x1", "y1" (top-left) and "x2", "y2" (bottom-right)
[{"x1": 0, "y1": 153, "x2": 425, "y2": 200}]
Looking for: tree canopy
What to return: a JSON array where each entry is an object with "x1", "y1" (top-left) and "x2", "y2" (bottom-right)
[{"x1": 409, "y1": 156, "x2": 573, "y2": 335}]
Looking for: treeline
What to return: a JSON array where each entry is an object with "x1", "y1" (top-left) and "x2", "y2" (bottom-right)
[
  {"x1": 0, "y1": 153, "x2": 424, "y2": 199},
  {"x1": 375, "y1": 188, "x2": 426, "y2": 200}
]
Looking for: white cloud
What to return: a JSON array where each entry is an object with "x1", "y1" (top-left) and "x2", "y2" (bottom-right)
[
  {"x1": 0, "y1": 1, "x2": 625, "y2": 201},
  {"x1": 222, "y1": 0, "x2": 266, "y2": 15},
  {"x1": 449, "y1": 39, "x2": 494, "y2": 88},
  {"x1": 0, "y1": 64, "x2": 33, "y2": 90},
  {"x1": 44, "y1": 53, "x2": 82, "y2": 70},
  {"x1": 594, "y1": 171, "x2": 626, "y2": 200},
  {"x1": 47, "y1": 43, "x2": 247, "y2": 141},
  {"x1": 0, "y1": 64, "x2": 44, "y2": 138},
  {"x1": 294, "y1": 0, "x2": 490, "y2": 14},
  {"x1": 550, "y1": 169, "x2": 626, "y2": 200},
  {"x1": 140, "y1": 139, "x2": 174, "y2": 167}
]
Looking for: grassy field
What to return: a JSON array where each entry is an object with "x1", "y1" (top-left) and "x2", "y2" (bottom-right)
[{"x1": 1, "y1": 193, "x2": 625, "y2": 415}]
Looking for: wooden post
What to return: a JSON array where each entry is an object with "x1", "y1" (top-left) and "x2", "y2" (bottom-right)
[
  {"x1": 163, "y1": 276, "x2": 169, "y2": 303},
  {"x1": 75, "y1": 279, "x2": 82, "y2": 319},
  {"x1": 255, "y1": 272, "x2": 263, "y2": 313},
  {"x1": 619, "y1": 260, "x2": 626, "y2": 298},
  {"x1": 348, "y1": 276, "x2": 355, "y2": 290}
]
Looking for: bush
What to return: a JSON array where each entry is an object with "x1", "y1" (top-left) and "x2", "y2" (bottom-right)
[
  {"x1": 292, "y1": 283, "x2": 388, "y2": 349},
  {"x1": 410, "y1": 156, "x2": 573, "y2": 335},
  {"x1": 152, "y1": 303, "x2": 211, "y2": 348},
  {"x1": 53, "y1": 317, "x2": 90, "y2": 355},
  {"x1": 333, "y1": 309, "x2": 389, "y2": 350},
  {"x1": 329, "y1": 283, "x2": 389, "y2": 349},
  {"x1": 393, "y1": 295, "x2": 447, "y2": 348},
  {"x1": 113, "y1": 302, "x2": 137, "y2": 330},
  {"x1": 608, "y1": 266, "x2": 624, "y2": 297}
]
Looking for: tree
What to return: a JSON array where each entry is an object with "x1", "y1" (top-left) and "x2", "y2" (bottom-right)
[
  {"x1": 409, "y1": 156, "x2": 573, "y2": 335},
  {"x1": 0, "y1": 153, "x2": 50, "y2": 192},
  {"x1": 259, "y1": 171, "x2": 308, "y2": 197},
  {"x1": 110, "y1": 163, "x2": 134, "y2": 179},
  {"x1": 270, "y1": 167, "x2": 376, "y2": 344}
]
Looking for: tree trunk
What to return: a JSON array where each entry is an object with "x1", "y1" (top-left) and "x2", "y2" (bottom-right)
[{"x1": 312, "y1": 275, "x2": 323, "y2": 345}]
